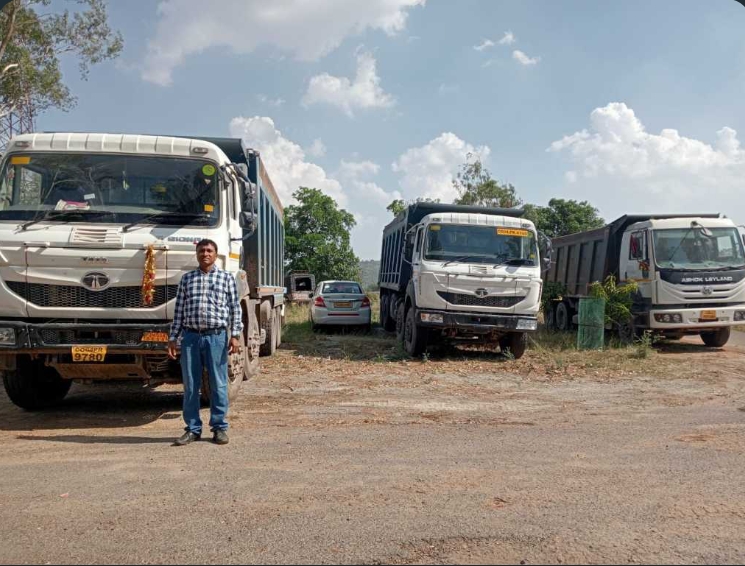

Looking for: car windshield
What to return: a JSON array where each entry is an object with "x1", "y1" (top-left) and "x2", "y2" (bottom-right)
[
  {"x1": 424, "y1": 224, "x2": 537, "y2": 264},
  {"x1": 653, "y1": 228, "x2": 745, "y2": 269},
  {"x1": 322, "y1": 282, "x2": 362, "y2": 294},
  {"x1": 0, "y1": 153, "x2": 220, "y2": 225}
]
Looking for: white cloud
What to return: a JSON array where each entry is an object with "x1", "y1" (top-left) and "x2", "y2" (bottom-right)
[
  {"x1": 306, "y1": 138, "x2": 327, "y2": 158},
  {"x1": 392, "y1": 133, "x2": 491, "y2": 202},
  {"x1": 302, "y1": 52, "x2": 395, "y2": 117},
  {"x1": 549, "y1": 102, "x2": 745, "y2": 218},
  {"x1": 512, "y1": 50, "x2": 540, "y2": 66},
  {"x1": 498, "y1": 31, "x2": 516, "y2": 45},
  {"x1": 257, "y1": 94, "x2": 285, "y2": 107},
  {"x1": 143, "y1": 0, "x2": 425, "y2": 86},
  {"x1": 473, "y1": 39, "x2": 495, "y2": 51},
  {"x1": 335, "y1": 159, "x2": 401, "y2": 205},
  {"x1": 228, "y1": 116, "x2": 346, "y2": 206}
]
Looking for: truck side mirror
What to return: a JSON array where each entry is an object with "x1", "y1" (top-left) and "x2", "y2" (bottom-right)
[
  {"x1": 404, "y1": 231, "x2": 415, "y2": 258},
  {"x1": 239, "y1": 211, "x2": 256, "y2": 233},
  {"x1": 233, "y1": 163, "x2": 249, "y2": 181}
]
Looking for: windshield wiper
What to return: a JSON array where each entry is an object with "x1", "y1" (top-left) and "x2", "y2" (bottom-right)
[
  {"x1": 441, "y1": 255, "x2": 492, "y2": 267},
  {"x1": 495, "y1": 258, "x2": 535, "y2": 267},
  {"x1": 20, "y1": 209, "x2": 115, "y2": 231},
  {"x1": 122, "y1": 212, "x2": 212, "y2": 233}
]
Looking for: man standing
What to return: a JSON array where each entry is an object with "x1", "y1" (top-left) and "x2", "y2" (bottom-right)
[{"x1": 168, "y1": 239, "x2": 242, "y2": 446}]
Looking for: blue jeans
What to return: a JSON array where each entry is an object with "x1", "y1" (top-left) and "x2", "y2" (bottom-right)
[{"x1": 180, "y1": 329, "x2": 229, "y2": 434}]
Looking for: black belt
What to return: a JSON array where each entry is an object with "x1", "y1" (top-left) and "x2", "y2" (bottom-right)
[{"x1": 185, "y1": 327, "x2": 226, "y2": 336}]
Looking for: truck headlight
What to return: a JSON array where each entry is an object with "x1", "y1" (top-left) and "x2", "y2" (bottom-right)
[
  {"x1": 735, "y1": 311, "x2": 745, "y2": 322},
  {"x1": 420, "y1": 313, "x2": 443, "y2": 323},
  {"x1": 516, "y1": 319, "x2": 537, "y2": 331},
  {"x1": 654, "y1": 313, "x2": 683, "y2": 323},
  {"x1": 0, "y1": 328, "x2": 16, "y2": 345}
]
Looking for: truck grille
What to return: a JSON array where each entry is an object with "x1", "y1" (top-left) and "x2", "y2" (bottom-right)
[
  {"x1": 39, "y1": 329, "x2": 144, "y2": 346},
  {"x1": 6, "y1": 282, "x2": 177, "y2": 309},
  {"x1": 437, "y1": 291, "x2": 522, "y2": 308}
]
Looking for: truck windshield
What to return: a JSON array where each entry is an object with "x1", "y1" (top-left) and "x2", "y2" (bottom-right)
[
  {"x1": 424, "y1": 224, "x2": 537, "y2": 265},
  {"x1": 653, "y1": 228, "x2": 745, "y2": 269},
  {"x1": 0, "y1": 153, "x2": 220, "y2": 226}
]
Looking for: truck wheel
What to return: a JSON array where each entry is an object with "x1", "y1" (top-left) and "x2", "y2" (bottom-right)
[
  {"x1": 555, "y1": 302, "x2": 570, "y2": 332},
  {"x1": 226, "y1": 331, "x2": 245, "y2": 401},
  {"x1": 700, "y1": 327, "x2": 730, "y2": 348},
  {"x1": 275, "y1": 307, "x2": 283, "y2": 347},
  {"x1": 259, "y1": 306, "x2": 277, "y2": 356},
  {"x1": 395, "y1": 303, "x2": 405, "y2": 343},
  {"x1": 404, "y1": 307, "x2": 428, "y2": 357},
  {"x1": 381, "y1": 295, "x2": 396, "y2": 332},
  {"x1": 500, "y1": 332, "x2": 528, "y2": 360},
  {"x1": 244, "y1": 309, "x2": 260, "y2": 381},
  {"x1": 3, "y1": 356, "x2": 72, "y2": 410}
]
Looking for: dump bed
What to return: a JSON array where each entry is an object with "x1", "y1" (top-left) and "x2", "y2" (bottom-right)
[
  {"x1": 547, "y1": 214, "x2": 722, "y2": 296},
  {"x1": 379, "y1": 202, "x2": 524, "y2": 293}
]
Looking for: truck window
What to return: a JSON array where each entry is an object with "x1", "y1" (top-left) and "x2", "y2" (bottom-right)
[
  {"x1": 414, "y1": 228, "x2": 423, "y2": 257},
  {"x1": 423, "y1": 224, "x2": 537, "y2": 265},
  {"x1": 0, "y1": 153, "x2": 221, "y2": 226},
  {"x1": 653, "y1": 227, "x2": 745, "y2": 269},
  {"x1": 629, "y1": 231, "x2": 646, "y2": 260}
]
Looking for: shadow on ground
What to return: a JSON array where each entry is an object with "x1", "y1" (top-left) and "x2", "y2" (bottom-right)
[
  {"x1": 0, "y1": 383, "x2": 183, "y2": 432},
  {"x1": 15, "y1": 434, "x2": 175, "y2": 444}
]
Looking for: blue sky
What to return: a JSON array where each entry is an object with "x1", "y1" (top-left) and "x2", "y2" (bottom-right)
[{"x1": 39, "y1": 0, "x2": 745, "y2": 259}]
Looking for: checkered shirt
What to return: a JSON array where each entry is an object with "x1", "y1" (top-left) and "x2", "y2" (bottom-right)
[{"x1": 169, "y1": 266, "x2": 243, "y2": 341}]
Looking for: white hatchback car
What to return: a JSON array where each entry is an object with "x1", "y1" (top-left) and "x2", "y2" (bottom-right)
[{"x1": 310, "y1": 280, "x2": 371, "y2": 331}]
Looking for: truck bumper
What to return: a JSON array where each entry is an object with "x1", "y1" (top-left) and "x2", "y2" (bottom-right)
[
  {"x1": 648, "y1": 305, "x2": 745, "y2": 330},
  {"x1": 415, "y1": 308, "x2": 538, "y2": 333},
  {"x1": 0, "y1": 320, "x2": 172, "y2": 353}
]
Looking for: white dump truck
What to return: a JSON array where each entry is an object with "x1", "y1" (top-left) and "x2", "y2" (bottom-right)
[
  {"x1": 546, "y1": 214, "x2": 745, "y2": 346},
  {"x1": 0, "y1": 133, "x2": 285, "y2": 409},
  {"x1": 378, "y1": 203, "x2": 550, "y2": 358}
]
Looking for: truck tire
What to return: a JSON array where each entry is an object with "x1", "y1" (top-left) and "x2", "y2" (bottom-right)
[
  {"x1": 259, "y1": 305, "x2": 277, "y2": 356},
  {"x1": 3, "y1": 356, "x2": 72, "y2": 410},
  {"x1": 555, "y1": 302, "x2": 570, "y2": 332},
  {"x1": 226, "y1": 332, "x2": 246, "y2": 401},
  {"x1": 395, "y1": 303, "x2": 406, "y2": 343},
  {"x1": 275, "y1": 307, "x2": 283, "y2": 347},
  {"x1": 404, "y1": 307, "x2": 428, "y2": 357},
  {"x1": 381, "y1": 295, "x2": 396, "y2": 332},
  {"x1": 701, "y1": 327, "x2": 730, "y2": 348},
  {"x1": 500, "y1": 332, "x2": 528, "y2": 360},
  {"x1": 244, "y1": 303, "x2": 260, "y2": 381}
]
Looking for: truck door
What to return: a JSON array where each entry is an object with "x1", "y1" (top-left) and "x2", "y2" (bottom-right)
[
  {"x1": 412, "y1": 226, "x2": 424, "y2": 295},
  {"x1": 623, "y1": 229, "x2": 651, "y2": 286}
]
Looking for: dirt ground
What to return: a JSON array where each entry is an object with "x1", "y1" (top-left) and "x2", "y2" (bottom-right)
[{"x1": 0, "y1": 330, "x2": 744, "y2": 565}]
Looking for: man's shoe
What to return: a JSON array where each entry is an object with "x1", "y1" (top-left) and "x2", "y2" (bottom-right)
[
  {"x1": 173, "y1": 431, "x2": 200, "y2": 446},
  {"x1": 213, "y1": 430, "x2": 229, "y2": 445}
]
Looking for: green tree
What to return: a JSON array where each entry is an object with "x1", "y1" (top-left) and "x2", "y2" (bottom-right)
[
  {"x1": 523, "y1": 198, "x2": 605, "y2": 238},
  {"x1": 0, "y1": 0, "x2": 123, "y2": 120},
  {"x1": 453, "y1": 154, "x2": 522, "y2": 208},
  {"x1": 386, "y1": 199, "x2": 405, "y2": 216},
  {"x1": 285, "y1": 187, "x2": 360, "y2": 282}
]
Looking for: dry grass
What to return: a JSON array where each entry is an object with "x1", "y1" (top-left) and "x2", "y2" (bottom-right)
[{"x1": 278, "y1": 301, "x2": 701, "y2": 380}]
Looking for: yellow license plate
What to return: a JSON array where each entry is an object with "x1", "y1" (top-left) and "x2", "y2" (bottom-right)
[
  {"x1": 141, "y1": 331, "x2": 170, "y2": 342},
  {"x1": 701, "y1": 310, "x2": 717, "y2": 321},
  {"x1": 335, "y1": 301, "x2": 351, "y2": 308},
  {"x1": 71, "y1": 346, "x2": 107, "y2": 362}
]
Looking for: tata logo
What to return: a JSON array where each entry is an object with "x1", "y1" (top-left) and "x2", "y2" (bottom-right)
[
  {"x1": 474, "y1": 288, "x2": 489, "y2": 298},
  {"x1": 82, "y1": 257, "x2": 108, "y2": 264},
  {"x1": 81, "y1": 272, "x2": 110, "y2": 291}
]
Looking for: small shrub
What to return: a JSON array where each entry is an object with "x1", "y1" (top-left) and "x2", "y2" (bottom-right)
[{"x1": 589, "y1": 275, "x2": 638, "y2": 332}]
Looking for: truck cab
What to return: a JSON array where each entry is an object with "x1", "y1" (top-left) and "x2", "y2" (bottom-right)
[
  {"x1": 380, "y1": 203, "x2": 547, "y2": 358},
  {"x1": 0, "y1": 132, "x2": 283, "y2": 409},
  {"x1": 620, "y1": 217, "x2": 745, "y2": 337}
]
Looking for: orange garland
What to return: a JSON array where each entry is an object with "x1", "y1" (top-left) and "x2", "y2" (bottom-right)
[{"x1": 141, "y1": 244, "x2": 156, "y2": 306}]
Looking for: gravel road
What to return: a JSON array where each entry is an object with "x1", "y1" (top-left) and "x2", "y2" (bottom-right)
[{"x1": 0, "y1": 333, "x2": 743, "y2": 564}]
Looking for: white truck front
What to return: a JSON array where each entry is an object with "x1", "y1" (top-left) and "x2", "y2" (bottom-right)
[
  {"x1": 621, "y1": 216, "x2": 745, "y2": 345},
  {"x1": 0, "y1": 133, "x2": 256, "y2": 409},
  {"x1": 405, "y1": 212, "x2": 544, "y2": 357}
]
